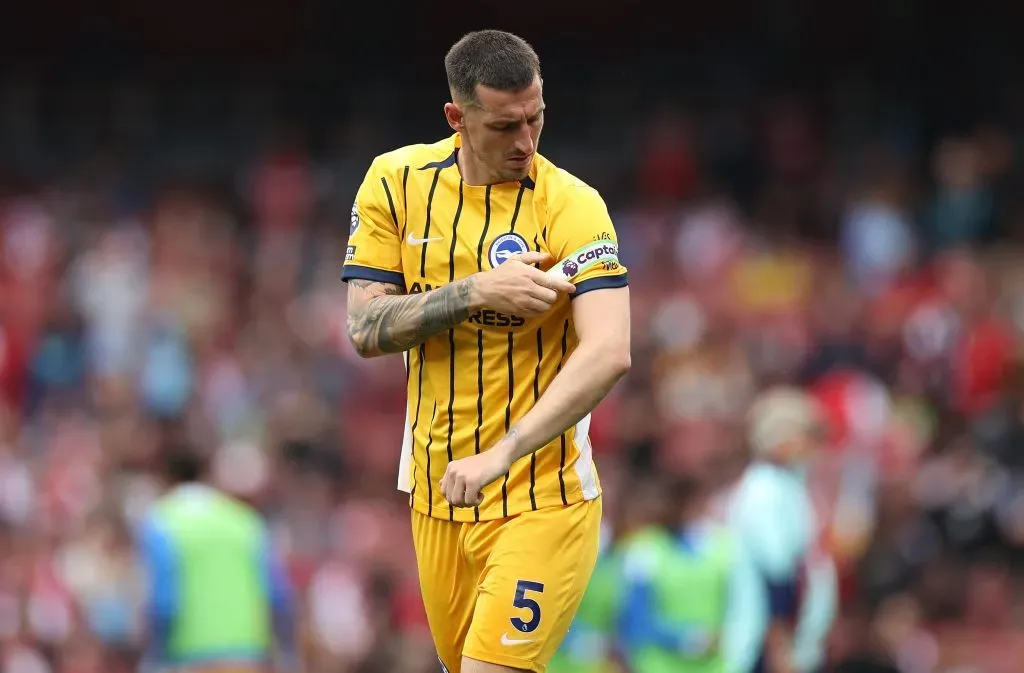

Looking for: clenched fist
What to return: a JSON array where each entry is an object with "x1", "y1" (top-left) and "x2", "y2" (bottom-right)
[{"x1": 440, "y1": 448, "x2": 513, "y2": 507}]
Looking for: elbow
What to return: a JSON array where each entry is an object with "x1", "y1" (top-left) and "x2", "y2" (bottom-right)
[
  {"x1": 585, "y1": 341, "x2": 629, "y2": 383},
  {"x1": 346, "y1": 331, "x2": 381, "y2": 359},
  {"x1": 608, "y1": 346, "x2": 631, "y2": 381},
  {"x1": 347, "y1": 335, "x2": 373, "y2": 358},
  {"x1": 618, "y1": 351, "x2": 632, "y2": 378}
]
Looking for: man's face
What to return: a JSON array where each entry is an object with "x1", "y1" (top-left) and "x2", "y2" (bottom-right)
[{"x1": 452, "y1": 76, "x2": 544, "y2": 183}]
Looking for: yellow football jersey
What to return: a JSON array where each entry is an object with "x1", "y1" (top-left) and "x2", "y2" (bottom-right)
[{"x1": 343, "y1": 133, "x2": 628, "y2": 522}]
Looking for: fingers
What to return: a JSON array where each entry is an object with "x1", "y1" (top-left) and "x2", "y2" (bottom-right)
[
  {"x1": 517, "y1": 272, "x2": 569, "y2": 314},
  {"x1": 520, "y1": 298, "x2": 553, "y2": 315},
  {"x1": 526, "y1": 285, "x2": 559, "y2": 305},
  {"x1": 440, "y1": 468, "x2": 458, "y2": 505},
  {"x1": 441, "y1": 466, "x2": 482, "y2": 507},
  {"x1": 482, "y1": 254, "x2": 575, "y2": 315},
  {"x1": 510, "y1": 251, "x2": 552, "y2": 266},
  {"x1": 498, "y1": 254, "x2": 575, "y2": 294},
  {"x1": 527, "y1": 268, "x2": 576, "y2": 294}
]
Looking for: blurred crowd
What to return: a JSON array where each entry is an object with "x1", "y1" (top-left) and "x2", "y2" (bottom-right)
[{"x1": 3, "y1": 65, "x2": 1024, "y2": 673}]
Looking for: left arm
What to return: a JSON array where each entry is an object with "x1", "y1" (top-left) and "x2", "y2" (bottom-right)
[
  {"x1": 500, "y1": 285, "x2": 631, "y2": 464},
  {"x1": 440, "y1": 287, "x2": 630, "y2": 506},
  {"x1": 440, "y1": 181, "x2": 630, "y2": 507}
]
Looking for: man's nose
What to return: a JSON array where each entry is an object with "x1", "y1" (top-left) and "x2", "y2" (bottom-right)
[{"x1": 514, "y1": 127, "x2": 534, "y2": 154}]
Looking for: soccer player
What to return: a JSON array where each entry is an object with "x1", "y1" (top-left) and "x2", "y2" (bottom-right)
[
  {"x1": 136, "y1": 448, "x2": 297, "y2": 673},
  {"x1": 729, "y1": 388, "x2": 838, "y2": 673},
  {"x1": 617, "y1": 477, "x2": 767, "y2": 673},
  {"x1": 342, "y1": 29, "x2": 631, "y2": 673}
]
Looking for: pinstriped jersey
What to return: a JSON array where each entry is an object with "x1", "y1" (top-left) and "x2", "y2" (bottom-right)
[{"x1": 342, "y1": 133, "x2": 628, "y2": 522}]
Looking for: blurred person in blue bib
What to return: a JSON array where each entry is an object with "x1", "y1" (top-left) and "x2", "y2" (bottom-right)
[{"x1": 728, "y1": 387, "x2": 838, "y2": 673}]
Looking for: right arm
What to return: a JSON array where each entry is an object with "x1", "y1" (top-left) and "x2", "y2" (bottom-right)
[
  {"x1": 342, "y1": 157, "x2": 572, "y2": 358},
  {"x1": 346, "y1": 251, "x2": 568, "y2": 357},
  {"x1": 346, "y1": 276, "x2": 481, "y2": 358}
]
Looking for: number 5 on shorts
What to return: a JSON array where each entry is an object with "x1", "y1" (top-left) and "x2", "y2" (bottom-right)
[{"x1": 510, "y1": 580, "x2": 545, "y2": 634}]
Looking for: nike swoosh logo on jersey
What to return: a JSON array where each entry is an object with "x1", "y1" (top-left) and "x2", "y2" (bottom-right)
[
  {"x1": 407, "y1": 233, "x2": 443, "y2": 245},
  {"x1": 501, "y1": 633, "x2": 534, "y2": 646}
]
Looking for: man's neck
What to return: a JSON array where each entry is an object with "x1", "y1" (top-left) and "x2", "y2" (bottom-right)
[
  {"x1": 457, "y1": 144, "x2": 519, "y2": 187},
  {"x1": 456, "y1": 150, "x2": 491, "y2": 186}
]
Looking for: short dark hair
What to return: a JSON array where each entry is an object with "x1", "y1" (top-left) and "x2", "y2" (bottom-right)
[{"x1": 444, "y1": 30, "x2": 540, "y2": 104}]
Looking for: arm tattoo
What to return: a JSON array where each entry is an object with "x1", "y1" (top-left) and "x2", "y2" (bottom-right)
[{"x1": 346, "y1": 277, "x2": 477, "y2": 356}]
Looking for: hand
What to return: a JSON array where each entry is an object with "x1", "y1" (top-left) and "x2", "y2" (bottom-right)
[
  {"x1": 441, "y1": 446, "x2": 513, "y2": 507},
  {"x1": 472, "y1": 251, "x2": 575, "y2": 316}
]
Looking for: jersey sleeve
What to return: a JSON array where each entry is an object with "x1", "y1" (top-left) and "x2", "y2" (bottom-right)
[
  {"x1": 545, "y1": 183, "x2": 628, "y2": 297},
  {"x1": 341, "y1": 158, "x2": 405, "y2": 286}
]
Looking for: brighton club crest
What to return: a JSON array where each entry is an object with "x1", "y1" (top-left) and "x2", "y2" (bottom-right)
[{"x1": 488, "y1": 233, "x2": 530, "y2": 268}]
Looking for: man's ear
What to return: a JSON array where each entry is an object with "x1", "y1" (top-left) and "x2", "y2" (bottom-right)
[{"x1": 444, "y1": 102, "x2": 464, "y2": 132}]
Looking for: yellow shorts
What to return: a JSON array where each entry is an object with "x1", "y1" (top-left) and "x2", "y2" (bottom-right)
[{"x1": 412, "y1": 498, "x2": 602, "y2": 673}]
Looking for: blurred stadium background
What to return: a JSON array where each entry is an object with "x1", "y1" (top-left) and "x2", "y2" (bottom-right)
[{"x1": 2, "y1": 1, "x2": 1024, "y2": 671}]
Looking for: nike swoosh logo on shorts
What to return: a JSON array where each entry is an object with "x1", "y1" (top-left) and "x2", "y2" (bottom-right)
[
  {"x1": 407, "y1": 233, "x2": 443, "y2": 245},
  {"x1": 501, "y1": 633, "x2": 534, "y2": 646}
]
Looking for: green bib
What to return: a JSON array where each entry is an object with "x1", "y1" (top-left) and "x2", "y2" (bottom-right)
[
  {"x1": 154, "y1": 487, "x2": 272, "y2": 659},
  {"x1": 625, "y1": 526, "x2": 734, "y2": 673}
]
